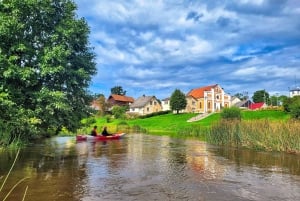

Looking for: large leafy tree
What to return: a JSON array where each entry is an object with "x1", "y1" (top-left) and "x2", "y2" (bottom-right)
[
  {"x1": 252, "y1": 90, "x2": 270, "y2": 104},
  {"x1": 170, "y1": 89, "x2": 187, "y2": 114},
  {"x1": 0, "y1": 0, "x2": 96, "y2": 143},
  {"x1": 111, "y1": 86, "x2": 126, "y2": 95}
]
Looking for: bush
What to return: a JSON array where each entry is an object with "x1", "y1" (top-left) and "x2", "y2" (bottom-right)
[
  {"x1": 220, "y1": 107, "x2": 241, "y2": 120},
  {"x1": 290, "y1": 102, "x2": 300, "y2": 119},
  {"x1": 111, "y1": 106, "x2": 127, "y2": 119},
  {"x1": 283, "y1": 96, "x2": 300, "y2": 119}
]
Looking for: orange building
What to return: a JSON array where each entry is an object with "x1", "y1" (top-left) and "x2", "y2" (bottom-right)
[{"x1": 186, "y1": 84, "x2": 231, "y2": 113}]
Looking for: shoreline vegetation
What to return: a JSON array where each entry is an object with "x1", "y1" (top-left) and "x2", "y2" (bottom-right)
[{"x1": 79, "y1": 109, "x2": 300, "y2": 154}]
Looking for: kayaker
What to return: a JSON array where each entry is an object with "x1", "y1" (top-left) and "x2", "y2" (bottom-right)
[
  {"x1": 101, "y1": 126, "x2": 112, "y2": 136},
  {"x1": 91, "y1": 126, "x2": 98, "y2": 136}
]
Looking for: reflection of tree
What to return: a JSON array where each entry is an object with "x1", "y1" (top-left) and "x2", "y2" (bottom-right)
[{"x1": 212, "y1": 147, "x2": 300, "y2": 175}]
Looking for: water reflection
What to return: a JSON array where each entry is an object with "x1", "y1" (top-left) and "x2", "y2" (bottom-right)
[{"x1": 0, "y1": 134, "x2": 299, "y2": 201}]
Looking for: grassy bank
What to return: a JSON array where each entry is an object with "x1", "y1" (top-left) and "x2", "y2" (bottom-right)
[
  {"x1": 208, "y1": 119, "x2": 300, "y2": 153},
  {"x1": 80, "y1": 110, "x2": 299, "y2": 153}
]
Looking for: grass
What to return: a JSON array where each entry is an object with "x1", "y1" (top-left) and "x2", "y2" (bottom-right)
[
  {"x1": 207, "y1": 119, "x2": 300, "y2": 153},
  {"x1": 78, "y1": 109, "x2": 299, "y2": 153},
  {"x1": 83, "y1": 110, "x2": 290, "y2": 135}
]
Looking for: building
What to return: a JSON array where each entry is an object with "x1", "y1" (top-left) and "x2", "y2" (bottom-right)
[
  {"x1": 248, "y1": 102, "x2": 267, "y2": 110},
  {"x1": 185, "y1": 84, "x2": 231, "y2": 113},
  {"x1": 161, "y1": 97, "x2": 170, "y2": 111},
  {"x1": 289, "y1": 86, "x2": 300, "y2": 97},
  {"x1": 107, "y1": 94, "x2": 134, "y2": 108},
  {"x1": 234, "y1": 99, "x2": 252, "y2": 109},
  {"x1": 129, "y1": 95, "x2": 162, "y2": 115}
]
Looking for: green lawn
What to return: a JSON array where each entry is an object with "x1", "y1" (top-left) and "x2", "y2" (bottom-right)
[{"x1": 89, "y1": 110, "x2": 290, "y2": 135}]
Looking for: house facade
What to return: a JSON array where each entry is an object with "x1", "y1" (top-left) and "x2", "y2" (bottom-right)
[
  {"x1": 107, "y1": 94, "x2": 134, "y2": 108},
  {"x1": 248, "y1": 102, "x2": 267, "y2": 110},
  {"x1": 185, "y1": 84, "x2": 231, "y2": 113},
  {"x1": 161, "y1": 97, "x2": 170, "y2": 111},
  {"x1": 129, "y1": 95, "x2": 162, "y2": 115},
  {"x1": 289, "y1": 87, "x2": 300, "y2": 97}
]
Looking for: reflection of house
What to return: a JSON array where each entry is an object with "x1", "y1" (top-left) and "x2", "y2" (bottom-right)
[
  {"x1": 107, "y1": 94, "x2": 134, "y2": 108},
  {"x1": 289, "y1": 87, "x2": 300, "y2": 97},
  {"x1": 185, "y1": 84, "x2": 231, "y2": 113},
  {"x1": 161, "y1": 97, "x2": 170, "y2": 111},
  {"x1": 129, "y1": 95, "x2": 162, "y2": 115},
  {"x1": 249, "y1": 102, "x2": 267, "y2": 110}
]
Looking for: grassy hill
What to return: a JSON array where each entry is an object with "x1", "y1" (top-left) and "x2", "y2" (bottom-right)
[{"x1": 87, "y1": 110, "x2": 289, "y2": 135}]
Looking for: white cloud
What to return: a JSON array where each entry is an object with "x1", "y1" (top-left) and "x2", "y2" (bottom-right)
[{"x1": 75, "y1": 0, "x2": 300, "y2": 98}]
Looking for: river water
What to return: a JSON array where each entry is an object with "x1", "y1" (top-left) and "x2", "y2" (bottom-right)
[{"x1": 0, "y1": 134, "x2": 299, "y2": 201}]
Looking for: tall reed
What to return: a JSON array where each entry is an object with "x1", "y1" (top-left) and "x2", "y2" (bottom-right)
[
  {"x1": 0, "y1": 149, "x2": 29, "y2": 201},
  {"x1": 207, "y1": 119, "x2": 300, "y2": 153}
]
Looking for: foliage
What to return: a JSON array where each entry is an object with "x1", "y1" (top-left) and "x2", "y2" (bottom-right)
[
  {"x1": 95, "y1": 94, "x2": 108, "y2": 116},
  {"x1": 220, "y1": 107, "x2": 241, "y2": 120},
  {"x1": 138, "y1": 110, "x2": 170, "y2": 119},
  {"x1": 170, "y1": 89, "x2": 187, "y2": 114},
  {"x1": 282, "y1": 96, "x2": 300, "y2": 119},
  {"x1": 234, "y1": 92, "x2": 247, "y2": 101},
  {"x1": 0, "y1": 0, "x2": 96, "y2": 145},
  {"x1": 290, "y1": 101, "x2": 300, "y2": 119},
  {"x1": 252, "y1": 90, "x2": 270, "y2": 104},
  {"x1": 111, "y1": 105, "x2": 127, "y2": 119},
  {"x1": 111, "y1": 86, "x2": 126, "y2": 95},
  {"x1": 207, "y1": 119, "x2": 300, "y2": 153}
]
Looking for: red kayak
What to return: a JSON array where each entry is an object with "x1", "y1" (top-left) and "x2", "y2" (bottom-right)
[{"x1": 76, "y1": 133, "x2": 126, "y2": 141}]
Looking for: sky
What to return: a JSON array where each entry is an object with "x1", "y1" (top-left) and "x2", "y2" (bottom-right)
[{"x1": 74, "y1": 0, "x2": 300, "y2": 100}]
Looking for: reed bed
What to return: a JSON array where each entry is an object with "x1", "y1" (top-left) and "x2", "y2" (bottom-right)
[{"x1": 206, "y1": 119, "x2": 300, "y2": 153}]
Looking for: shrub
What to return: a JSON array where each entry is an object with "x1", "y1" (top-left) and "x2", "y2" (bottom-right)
[
  {"x1": 220, "y1": 107, "x2": 241, "y2": 120},
  {"x1": 290, "y1": 102, "x2": 300, "y2": 119},
  {"x1": 111, "y1": 106, "x2": 127, "y2": 119}
]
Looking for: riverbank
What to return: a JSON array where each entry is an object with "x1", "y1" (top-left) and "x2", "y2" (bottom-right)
[{"x1": 77, "y1": 110, "x2": 300, "y2": 153}]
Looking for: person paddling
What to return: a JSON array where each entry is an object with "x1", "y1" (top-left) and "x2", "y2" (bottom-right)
[
  {"x1": 91, "y1": 126, "x2": 98, "y2": 136},
  {"x1": 101, "y1": 126, "x2": 112, "y2": 136}
]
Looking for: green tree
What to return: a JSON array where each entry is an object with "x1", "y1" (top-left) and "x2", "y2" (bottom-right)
[
  {"x1": 252, "y1": 90, "x2": 270, "y2": 104},
  {"x1": 0, "y1": 0, "x2": 96, "y2": 144},
  {"x1": 95, "y1": 94, "x2": 108, "y2": 116},
  {"x1": 111, "y1": 86, "x2": 126, "y2": 95},
  {"x1": 170, "y1": 89, "x2": 187, "y2": 114},
  {"x1": 283, "y1": 96, "x2": 300, "y2": 116}
]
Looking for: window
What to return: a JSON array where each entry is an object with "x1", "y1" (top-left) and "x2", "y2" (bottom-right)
[
  {"x1": 192, "y1": 101, "x2": 195, "y2": 106},
  {"x1": 150, "y1": 101, "x2": 153, "y2": 105},
  {"x1": 200, "y1": 102, "x2": 202, "y2": 108},
  {"x1": 147, "y1": 107, "x2": 149, "y2": 112}
]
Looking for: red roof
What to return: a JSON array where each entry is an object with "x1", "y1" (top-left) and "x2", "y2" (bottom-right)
[
  {"x1": 109, "y1": 94, "x2": 134, "y2": 103},
  {"x1": 186, "y1": 84, "x2": 218, "y2": 98},
  {"x1": 249, "y1": 102, "x2": 265, "y2": 110}
]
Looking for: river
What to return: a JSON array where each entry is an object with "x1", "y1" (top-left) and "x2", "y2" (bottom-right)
[{"x1": 0, "y1": 134, "x2": 299, "y2": 201}]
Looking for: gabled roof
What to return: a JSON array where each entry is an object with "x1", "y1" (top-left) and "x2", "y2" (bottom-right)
[
  {"x1": 235, "y1": 100, "x2": 252, "y2": 107},
  {"x1": 249, "y1": 102, "x2": 265, "y2": 110},
  {"x1": 186, "y1": 84, "x2": 218, "y2": 98},
  {"x1": 130, "y1": 95, "x2": 155, "y2": 108},
  {"x1": 108, "y1": 94, "x2": 134, "y2": 103}
]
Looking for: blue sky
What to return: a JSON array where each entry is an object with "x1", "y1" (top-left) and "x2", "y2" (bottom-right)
[{"x1": 74, "y1": 0, "x2": 300, "y2": 99}]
